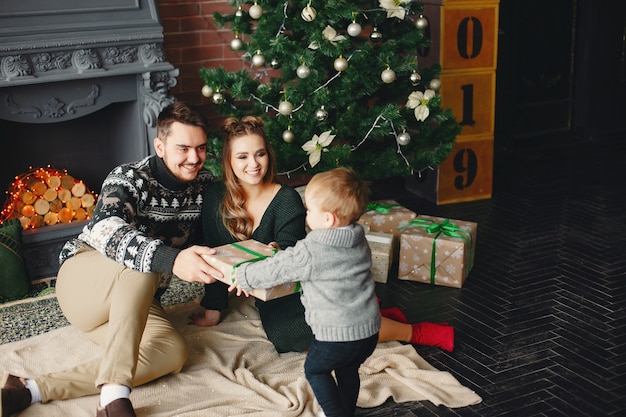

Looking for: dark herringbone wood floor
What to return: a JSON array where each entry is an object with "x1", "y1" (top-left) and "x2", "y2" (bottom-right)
[{"x1": 359, "y1": 134, "x2": 626, "y2": 417}]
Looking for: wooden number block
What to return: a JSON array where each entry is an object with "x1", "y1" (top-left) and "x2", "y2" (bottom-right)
[
  {"x1": 406, "y1": 136, "x2": 493, "y2": 204},
  {"x1": 439, "y1": 70, "x2": 495, "y2": 138},
  {"x1": 420, "y1": 0, "x2": 499, "y2": 71}
]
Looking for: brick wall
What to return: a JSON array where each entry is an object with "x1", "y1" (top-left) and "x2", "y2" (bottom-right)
[{"x1": 157, "y1": 0, "x2": 240, "y2": 123}]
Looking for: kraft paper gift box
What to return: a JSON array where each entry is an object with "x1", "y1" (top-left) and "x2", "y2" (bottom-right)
[
  {"x1": 358, "y1": 200, "x2": 417, "y2": 236},
  {"x1": 366, "y1": 232, "x2": 395, "y2": 283},
  {"x1": 397, "y1": 215, "x2": 477, "y2": 288},
  {"x1": 201, "y1": 239, "x2": 300, "y2": 301}
]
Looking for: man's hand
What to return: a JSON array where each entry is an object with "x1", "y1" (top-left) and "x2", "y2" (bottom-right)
[{"x1": 173, "y1": 245, "x2": 223, "y2": 284}]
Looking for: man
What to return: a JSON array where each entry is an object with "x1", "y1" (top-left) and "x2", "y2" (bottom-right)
[{"x1": 1, "y1": 101, "x2": 222, "y2": 417}]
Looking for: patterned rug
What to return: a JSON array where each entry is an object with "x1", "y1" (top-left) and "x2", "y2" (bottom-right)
[{"x1": 0, "y1": 278, "x2": 204, "y2": 345}]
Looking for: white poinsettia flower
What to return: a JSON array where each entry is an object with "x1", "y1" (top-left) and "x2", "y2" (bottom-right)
[
  {"x1": 322, "y1": 26, "x2": 346, "y2": 44},
  {"x1": 406, "y1": 89, "x2": 436, "y2": 122},
  {"x1": 301, "y1": 130, "x2": 335, "y2": 167},
  {"x1": 380, "y1": 0, "x2": 410, "y2": 20}
]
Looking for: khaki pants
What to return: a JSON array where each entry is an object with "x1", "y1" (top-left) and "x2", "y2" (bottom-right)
[{"x1": 35, "y1": 248, "x2": 188, "y2": 402}]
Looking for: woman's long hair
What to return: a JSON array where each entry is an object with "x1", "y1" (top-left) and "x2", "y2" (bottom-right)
[{"x1": 221, "y1": 116, "x2": 277, "y2": 240}]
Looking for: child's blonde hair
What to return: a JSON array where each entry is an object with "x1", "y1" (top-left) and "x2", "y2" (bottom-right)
[{"x1": 306, "y1": 167, "x2": 369, "y2": 226}]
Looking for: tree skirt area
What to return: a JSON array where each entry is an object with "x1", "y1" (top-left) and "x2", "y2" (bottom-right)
[{"x1": 0, "y1": 281, "x2": 481, "y2": 417}]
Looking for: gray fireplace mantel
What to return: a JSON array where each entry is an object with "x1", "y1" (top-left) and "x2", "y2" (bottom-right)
[
  {"x1": 0, "y1": 0, "x2": 180, "y2": 281},
  {"x1": 0, "y1": 0, "x2": 178, "y2": 132}
]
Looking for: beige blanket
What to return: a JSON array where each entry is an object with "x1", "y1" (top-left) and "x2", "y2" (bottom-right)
[{"x1": 1, "y1": 296, "x2": 481, "y2": 416}]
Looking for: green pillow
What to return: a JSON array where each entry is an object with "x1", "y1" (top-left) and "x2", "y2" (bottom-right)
[{"x1": 0, "y1": 218, "x2": 30, "y2": 301}]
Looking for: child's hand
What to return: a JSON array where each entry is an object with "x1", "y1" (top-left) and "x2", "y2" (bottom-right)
[{"x1": 228, "y1": 275, "x2": 250, "y2": 297}]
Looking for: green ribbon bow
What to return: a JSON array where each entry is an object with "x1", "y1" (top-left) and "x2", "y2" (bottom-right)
[
  {"x1": 230, "y1": 242, "x2": 277, "y2": 276},
  {"x1": 366, "y1": 202, "x2": 400, "y2": 214},
  {"x1": 229, "y1": 242, "x2": 302, "y2": 294},
  {"x1": 399, "y1": 218, "x2": 474, "y2": 285}
]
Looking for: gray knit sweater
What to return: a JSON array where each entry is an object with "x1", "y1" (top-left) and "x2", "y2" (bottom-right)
[{"x1": 237, "y1": 224, "x2": 381, "y2": 342}]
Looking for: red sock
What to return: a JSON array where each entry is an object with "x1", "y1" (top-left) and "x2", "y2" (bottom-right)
[
  {"x1": 380, "y1": 307, "x2": 409, "y2": 324},
  {"x1": 410, "y1": 322, "x2": 454, "y2": 352}
]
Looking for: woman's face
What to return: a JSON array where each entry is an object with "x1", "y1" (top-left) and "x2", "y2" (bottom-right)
[{"x1": 229, "y1": 133, "x2": 269, "y2": 186}]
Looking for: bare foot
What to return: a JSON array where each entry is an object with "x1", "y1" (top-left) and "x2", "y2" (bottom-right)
[{"x1": 188, "y1": 309, "x2": 221, "y2": 327}]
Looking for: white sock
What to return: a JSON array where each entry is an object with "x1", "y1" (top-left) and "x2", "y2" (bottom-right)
[
  {"x1": 99, "y1": 384, "x2": 130, "y2": 407},
  {"x1": 25, "y1": 379, "x2": 42, "y2": 404}
]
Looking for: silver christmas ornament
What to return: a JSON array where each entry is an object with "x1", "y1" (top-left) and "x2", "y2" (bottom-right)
[
  {"x1": 370, "y1": 27, "x2": 383, "y2": 42},
  {"x1": 429, "y1": 78, "x2": 442, "y2": 90},
  {"x1": 212, "y1": 92, "x2": 224, "y2": 104},
  {"x1": 301, "y1": 5, "x2": 317, "y2": 21},
  {"x1": 415, "y1": 15, "x2": 429, "y2": 30},
  {"x1": 347, "y1": 22, "x2": 362, "y2": 37},
  {"x1": 235, "y1": 6, "x2": 243, "y2": 17},
  {"x1": 251, "y1": 52, "x2": 265, "y2": 67},
  {"x1": 278, "y1": 100, "x2": 294, "y2": 116},
  {"x1": 397, "y1": 131, "x2": 411, "y2": 146},
  {"x1": 381, "y1": 68, "x2": 396, "y2": 84},
  {"x1": 249, "y1": 3, "x2": 263, "y2": 19},
  {"x1": 296, "y1": 64, "x2": 310, "y2": 79},
  {"x1": 271, "y1": 58, "x2": 281, "y2": 69},
  {"x1": 315, "y1": 106, "x2": 328, "y2": 121},
  {"x1": 201, "y1": 85, "x2": 214, "y2": 98},
  {"x1": 230, "y1": 37, "x2": 243, "y2": 51},
  {"x1": 282, "y1": 129, "x2": 295, "y2": 143},
  {"x1": 410, "y1": 71, "x2": 421, "y2": 86},
  {"x1": 333, "y1": 57, "x2": 348, "y2": 72}
]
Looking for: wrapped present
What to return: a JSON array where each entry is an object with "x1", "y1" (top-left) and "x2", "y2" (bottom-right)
[
  {"x1": 366, "y1": 232, "x2": 395, "y2": 283},
  {"x1": 397, "y1": 215, "x2": 477, "y2": 288},
  {"x1": 358, "y1": 200, "x2": 417, "y2": 236},
  {"x1": 201, "y1": 239, "x2": 300, "y2": 301}
]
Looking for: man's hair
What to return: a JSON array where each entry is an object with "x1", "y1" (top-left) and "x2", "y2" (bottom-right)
[
  {"x1": 307, "y1": 167, "x2": 370, "y2": 226},
  {"x1": 157, "y1": 101, "x2": 209, "y2": 140}
]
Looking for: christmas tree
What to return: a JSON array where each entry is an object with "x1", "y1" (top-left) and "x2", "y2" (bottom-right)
[{"x1": 199, "y1": 0, "x2": 461, "y2": 181}]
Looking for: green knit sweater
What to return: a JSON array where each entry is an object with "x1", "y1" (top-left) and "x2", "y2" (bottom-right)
[{"x1": 201, "y1": 182, "x2": 313, "y2": 352}]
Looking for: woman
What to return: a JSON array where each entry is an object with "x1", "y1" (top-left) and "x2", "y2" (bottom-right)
[{"x1": 191, "y1": 116, "x2": 453, "y2": 353}]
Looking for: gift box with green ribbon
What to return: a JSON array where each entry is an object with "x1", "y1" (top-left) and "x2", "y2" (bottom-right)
[
  {"x1": 358, "y1": 200, "x2": 417, "y2": 236},
  {"x1": 365, "y1": 232, "x2": 395, "y2": 283},
  {"x1": 397, "y1": 215, "x2": 477, "y2": 288},
  {"x1": 201, "y1": 240, "x2": 301, "y2": 301}
]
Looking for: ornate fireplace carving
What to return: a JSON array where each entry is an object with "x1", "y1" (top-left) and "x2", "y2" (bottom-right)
[{"x1": 0, "y1": 0, "x2": 179, "y2": 280}]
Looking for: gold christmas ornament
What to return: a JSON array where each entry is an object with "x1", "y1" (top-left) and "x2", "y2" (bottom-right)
[
  {"x1": 278, "y1": 100, "x2": 294, "y2": 116},
  {"x1": 333, "y1": 56, "x2": 348, "y2": 72},
  {"x1": 248, "y1": 3, "x2": 263, "y2": 19},
  {"x1": 301, "y1": 4, "x2": 317, "y2": 21}
]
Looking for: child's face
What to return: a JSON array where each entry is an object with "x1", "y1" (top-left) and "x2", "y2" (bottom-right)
[{"x1": 304, "y1": 187, "x2": 331, "y2": 231}]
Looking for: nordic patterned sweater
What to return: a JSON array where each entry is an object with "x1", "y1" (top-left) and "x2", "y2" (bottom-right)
[
  {"x1": 59, "y1": 155, "x2": 214, "y2": 289},
  {"x1": 237, "y1": 224, "x2": 381, "y2": 342}
]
